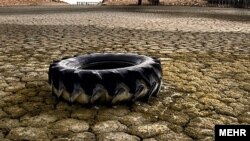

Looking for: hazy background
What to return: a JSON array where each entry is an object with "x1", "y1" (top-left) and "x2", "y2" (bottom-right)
[{"x1": 61, "y1": 0, "x2": 102, "y2": 4}]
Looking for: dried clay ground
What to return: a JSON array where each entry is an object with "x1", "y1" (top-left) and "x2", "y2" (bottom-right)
[{"x1": 0, "y1": 6, "x2": 249, "y2": 141}]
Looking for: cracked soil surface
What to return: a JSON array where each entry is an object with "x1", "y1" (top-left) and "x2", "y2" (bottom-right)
[{"x1": 0, "y1": 6, "x2": 249, "y2": 141}]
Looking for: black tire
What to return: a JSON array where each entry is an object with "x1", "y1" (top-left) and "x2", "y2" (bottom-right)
[{"x1": 48, "y1": 53, "x2": 162, "y2": 105}]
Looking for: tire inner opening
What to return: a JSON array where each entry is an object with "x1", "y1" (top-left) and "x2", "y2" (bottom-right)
[{"x1": 81, "y1": 61, "x2": 135, "y2": 70}]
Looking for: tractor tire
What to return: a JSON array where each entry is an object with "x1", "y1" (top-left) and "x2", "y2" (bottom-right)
[{"x1": 48, "y1": 53, "x2": 162, "y2": 105}]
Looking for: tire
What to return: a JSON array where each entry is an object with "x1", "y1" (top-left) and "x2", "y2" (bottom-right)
[{"x1": 48, "y1": 53, "x2": 162, "y2": 105}]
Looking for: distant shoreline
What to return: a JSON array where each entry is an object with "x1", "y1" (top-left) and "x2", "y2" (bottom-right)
[
  {"x1": 0, "y1": 0, "x2": 206, "y2": 7},
  {"x1": 0, "y1": 0, "x2": 249, "y2": 8},
  {"x1": 0, "y1": 1, "x2": 68, "y2": 7}
]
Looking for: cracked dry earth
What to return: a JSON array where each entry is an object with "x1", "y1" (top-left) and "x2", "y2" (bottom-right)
[{"x1": 0, "y1": 6, "x2": 249, "y2": 141}]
